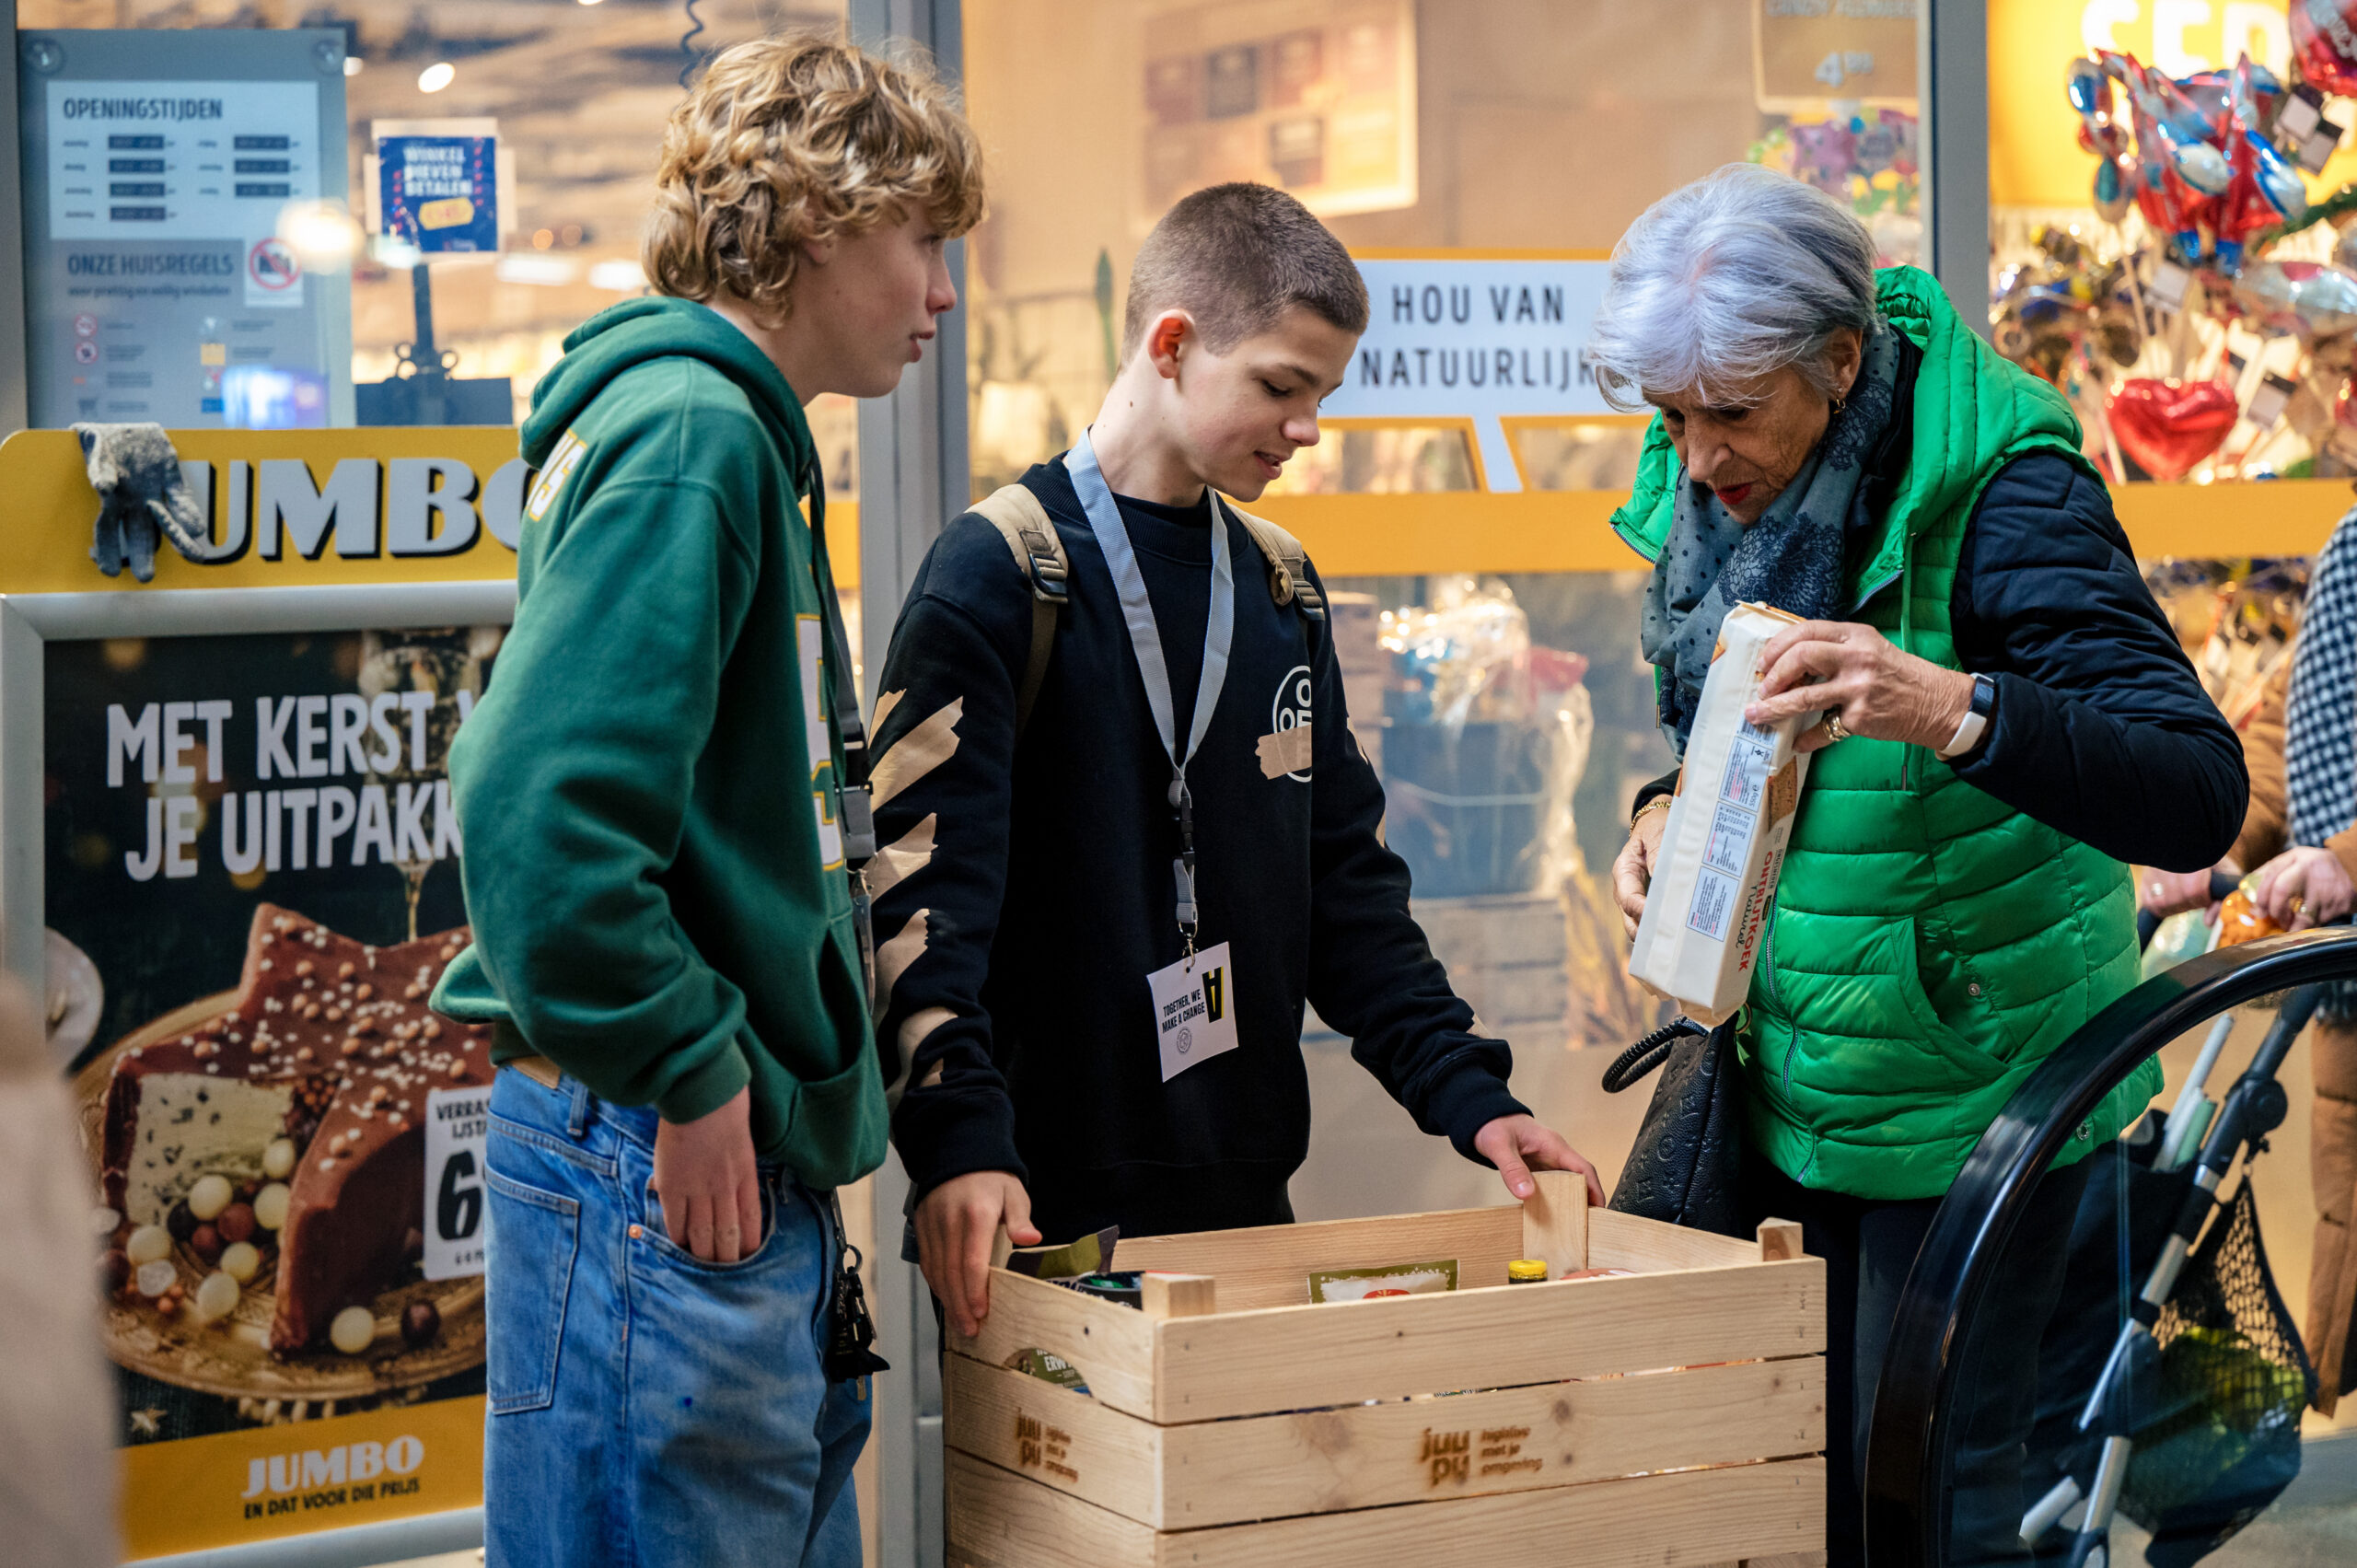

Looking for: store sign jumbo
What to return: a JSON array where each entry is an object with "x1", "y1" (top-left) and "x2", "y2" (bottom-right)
[
  {"x1": 1324, "y1": 256, "x2": 1614, "y2": 494},
  {"x1": 187, "y1": 454, "x2": 528, "y2": 558},
  {"x1": 0, "y1": 426, "x2": 524, "y2": 593}
]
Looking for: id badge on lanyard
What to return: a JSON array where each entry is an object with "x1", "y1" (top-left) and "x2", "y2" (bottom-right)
[{"x1": 1065, "y1": 429, "x2": 1240, "y2": 1081}]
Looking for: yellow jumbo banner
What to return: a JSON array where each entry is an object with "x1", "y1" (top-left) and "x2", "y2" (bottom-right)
[
  {"x1": 120, "y1": 1397, "x2": 485, "y2": 1560},
  {"x1": 0, "y1": 426, "x2": 859, "y2": 593}
]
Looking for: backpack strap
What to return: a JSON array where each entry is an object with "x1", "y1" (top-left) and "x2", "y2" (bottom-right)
[
  {"x1": 1225, "y1": 504, "x2": 1326, "y2": 621},
  {"x1": 970, "y1": 482, "x2": 1069, "y2": 736}
]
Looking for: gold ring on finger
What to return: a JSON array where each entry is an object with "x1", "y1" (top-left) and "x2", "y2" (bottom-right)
[{"x1": 1824, "y1": 709, "x2": 1852, "y2": 743}]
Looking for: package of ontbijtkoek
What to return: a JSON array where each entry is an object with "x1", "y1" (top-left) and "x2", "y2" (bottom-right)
[{"x1": 1628, "y1": 602, "x2": 1815, "y2": 1025}]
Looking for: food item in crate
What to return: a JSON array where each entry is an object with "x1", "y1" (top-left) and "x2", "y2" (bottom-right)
[
  {"x1": 1561, "y1": 1268, "x2": 1639, "y2": 1283},
  {"x1": 1306, "y1": 1258, "x2": 1459, "y2": 1303},
  {"x1": 1506, "y1": 1259, "x2": 1549, "y2": 1284},
  {"x1": 1051, "y1": 1271, "x2": 1144, "y2": 1308},
  {"x1": 1004, "y1": 1225, "x2": 1118, "y2": 1280},
  {"x1": 1628, "y1": 603, "x2": 1815, "y2": 1024},
  {"x1": 1005, "y1": 1346, "x2": 1091, "y2": 1395},
  {"x1": 99, "y1": 904, "x2": 494, "y2": 1352}
]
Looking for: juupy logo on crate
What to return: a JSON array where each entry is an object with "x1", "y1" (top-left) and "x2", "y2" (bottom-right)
[{"x1": 1419, "y1": 1424, "x2": 1540, "y2": 1488}]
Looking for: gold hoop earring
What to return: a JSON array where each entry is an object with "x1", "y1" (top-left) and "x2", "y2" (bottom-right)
[{"x1": 1830, "y1": 389, "x2": 1847, "y2": 415}]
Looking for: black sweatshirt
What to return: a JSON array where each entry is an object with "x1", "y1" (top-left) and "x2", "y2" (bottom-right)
[
  {"x1": 870, "y1": 458, "x2": 1526, "y2": 1241},
  {"x1": 1631, "y1": 459, "x2": 2246, "y2": 870}
]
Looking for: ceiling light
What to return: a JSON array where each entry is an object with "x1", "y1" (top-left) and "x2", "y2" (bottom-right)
[
  {"x1": 418, "y1": 62, "x2": 455, "y2": 93},
  {"x1": 275, "y1": 198, "x2": 363, "y2": 273},
  {"x1": 496, "y1": 254, "x2": 578, "y2": 286},
  {"x1": 587, "y1": 259, "x2": 646, "y2": 292}
]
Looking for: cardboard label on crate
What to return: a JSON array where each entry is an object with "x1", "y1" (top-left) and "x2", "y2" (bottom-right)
[{"x1": 1628, "y1": 603, "x2": 1816, "y2": 1024}]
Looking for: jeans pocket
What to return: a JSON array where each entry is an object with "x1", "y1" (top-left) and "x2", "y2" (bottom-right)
[
  {"x1": 637, "y1": 1177, "x2": 781, "y2": 1274},
  {"x1": 484, "y1": 1168, "x2": 581, "y2": 1414}
]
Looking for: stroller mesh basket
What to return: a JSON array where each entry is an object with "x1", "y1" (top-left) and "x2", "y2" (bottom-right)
[{"x1": 2121, "y1": 1176, "x2": 2319, "y2": 1566}]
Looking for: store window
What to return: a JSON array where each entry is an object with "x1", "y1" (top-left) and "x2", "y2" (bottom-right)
[
  {"x1": 15, "y1": 0, "x2": 859, "y2": 500},
  {"x1": 960, "y1": 0, "x2": 1922, "y2": 1216}
]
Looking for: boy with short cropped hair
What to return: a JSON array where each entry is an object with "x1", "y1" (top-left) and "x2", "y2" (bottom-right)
[
  {"x1": 430, "y1": 37, "x2": 981, "y2": 1568},
  {"x1": 870, "y1": 182, "x2": 1598, "y2": 1337}
]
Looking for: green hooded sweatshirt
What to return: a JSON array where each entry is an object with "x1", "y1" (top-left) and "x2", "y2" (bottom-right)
[
  {"x1": 432, "y1": 297, "x2": 884, "y2": 1191},
  {"x1": 1611, "y1": 267, "x2": 2163, "y2": 1201}
]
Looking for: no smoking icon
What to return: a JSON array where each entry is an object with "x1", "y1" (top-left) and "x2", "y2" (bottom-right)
[{"x1": 73, "y1": 313, "x2": 98, "y2": 338}]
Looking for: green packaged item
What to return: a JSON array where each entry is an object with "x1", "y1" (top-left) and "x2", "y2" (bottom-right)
[
  {"x1": 1004, "y1": 1225, "x2": 1119, "y2": 1280},
  {"x1": 1003, "y1": 1347, "x2": 1090, "y2": 1397}
]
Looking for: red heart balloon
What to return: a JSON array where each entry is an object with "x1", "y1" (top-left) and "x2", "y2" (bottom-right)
[
  {"x1": 2293, "y1": 0, "x2": 2357, "y2": 99},
  {"x1": 2107, "y1": 377, "x2": 2238, "y2": 481}
]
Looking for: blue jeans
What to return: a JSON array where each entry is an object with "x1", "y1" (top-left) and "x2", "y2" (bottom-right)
[{"x1": 482, "y1": 1067, "x2": 869, "y2": 1568}]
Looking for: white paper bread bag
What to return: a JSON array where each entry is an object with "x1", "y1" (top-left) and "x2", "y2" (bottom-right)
[{"x1": 1628, "y1": 602, "x2": 1816, "y2": 1025}]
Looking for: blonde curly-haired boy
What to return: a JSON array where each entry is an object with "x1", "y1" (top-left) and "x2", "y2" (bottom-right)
[{"x1": 432, "y1": 36, "x2": 981, "y2": 1567}]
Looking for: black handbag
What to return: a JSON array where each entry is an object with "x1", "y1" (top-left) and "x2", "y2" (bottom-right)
[{"x1": 1601, "y1": 1016, "x2": 1747, "y2": 1237}]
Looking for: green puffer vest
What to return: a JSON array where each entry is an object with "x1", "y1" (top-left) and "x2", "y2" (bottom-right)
[{"x1": 1611, "y1": 266, "x2": 2165, "y2": 1200}]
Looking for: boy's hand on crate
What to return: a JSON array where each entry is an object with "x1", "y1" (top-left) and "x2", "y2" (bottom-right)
[
  {"x1": 1474, "y1": 1114, "x2": 1605, "y2": 1207},
  {"x1": 917, "y1": 1170, "x2": 1041, "y2": 1337}
]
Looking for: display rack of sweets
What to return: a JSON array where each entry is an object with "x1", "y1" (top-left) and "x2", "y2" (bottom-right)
[{"x1": 942, "y1": 1175, "x2": 1824, "y2": 1568}]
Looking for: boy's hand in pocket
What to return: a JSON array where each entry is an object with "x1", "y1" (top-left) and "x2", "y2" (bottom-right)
[{"x1": 652, "y1": 1087, "x2": 763, "y2": 1262}]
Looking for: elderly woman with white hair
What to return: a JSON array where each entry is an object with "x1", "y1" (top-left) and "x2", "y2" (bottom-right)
[{"x1": 1595, "y1": 164, "x2": 2246, "y2": 1565}]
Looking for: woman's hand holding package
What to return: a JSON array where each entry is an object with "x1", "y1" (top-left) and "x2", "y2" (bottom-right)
[
  {"x1": 2251, "y1": 844, "x2": 2355, "y2": 931},
  {"x1": 1745, "y1": 619, "x2": 1975, "y2": 754},
  {"x1": 1612, "y1": 798, "x2": 1671, "y2": 939}
]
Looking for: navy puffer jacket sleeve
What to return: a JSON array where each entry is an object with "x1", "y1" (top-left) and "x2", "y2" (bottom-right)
[{"x1": 1945, "y1": 451, "x2": 2246, "y2": 873}]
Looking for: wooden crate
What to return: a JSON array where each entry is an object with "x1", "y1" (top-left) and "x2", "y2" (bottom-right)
[{"x1": 945, "y1": 1175, "x2": 1827, "y2": 1568}]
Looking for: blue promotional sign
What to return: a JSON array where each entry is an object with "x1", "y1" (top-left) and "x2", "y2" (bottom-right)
[
  {"x1": 377, "y1": 134, "x2": 496, "y2": 254},
  {"x1": 1322, "y1": 256, "x2": 1614, "y2": 492}
]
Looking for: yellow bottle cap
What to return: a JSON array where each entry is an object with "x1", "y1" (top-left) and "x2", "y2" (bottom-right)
[{"x1": 1506, "y1": 1259, "x2": 1550, "y2": 1283}]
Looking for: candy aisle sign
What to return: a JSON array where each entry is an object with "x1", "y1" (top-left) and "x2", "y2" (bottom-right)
[
  {"x1": 0, "y1": 426, "x2": 520, "y2": 1562},
  {"x1": 1322, "y1": 255, "x2": 1615, "y2": 493},
  {"x1": 372, "y1": 119, "x2": 501, "y2": 255}
]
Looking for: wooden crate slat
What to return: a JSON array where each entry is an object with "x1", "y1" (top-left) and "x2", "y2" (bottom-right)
[
  {"x1": 1148, "y1": 1256, "x2": 1825, "y2": 1423},
  {"x1": 1115, "y1": 1204, "x2": 1525, "y2": 1309},
  {"x1": 947, "y1": 1447, "x2": 1826, "y2": 1568},
  {"x1": 953, "y1": 1267, "x2": 1159, "y2": 1419},
  {"x1": 947, "y1": 1348, "x2": 1825, "y2": 1530},
  {"x1": 1586, "y1": 1207, "x2": 1763, "y2": 1272}
]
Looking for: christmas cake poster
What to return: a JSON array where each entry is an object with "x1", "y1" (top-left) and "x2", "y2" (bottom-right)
[{"x1": 48, "y1": 624, "x2": 502, "y2": 1559}]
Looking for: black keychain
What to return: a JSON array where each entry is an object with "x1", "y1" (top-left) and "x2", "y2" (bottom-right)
[{"x1": 823, "y1": 1191, "x2": 890, "y2": 1385}]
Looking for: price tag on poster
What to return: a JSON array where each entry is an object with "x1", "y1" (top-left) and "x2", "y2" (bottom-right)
[
  {"x1": 423, "y1": 1086, "x2": 491, "y2": 1281},
  {"x1": 0, "y1": 424, "x2": 525, "y2": 1563}
]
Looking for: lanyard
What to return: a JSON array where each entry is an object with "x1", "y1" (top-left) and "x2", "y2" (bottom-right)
[
  {"x1": 802, "y1": 461, "x2": 877, "y2": 993},
  {"x1": 1063, "y1": 427, "x2": 1235, "y2": 954}
]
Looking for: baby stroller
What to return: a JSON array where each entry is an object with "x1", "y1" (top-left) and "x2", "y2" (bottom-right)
[{"x1": 2019, "y1": 900, "x2": 2324, "y2": 1567}]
